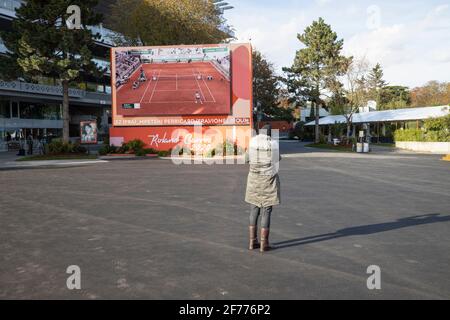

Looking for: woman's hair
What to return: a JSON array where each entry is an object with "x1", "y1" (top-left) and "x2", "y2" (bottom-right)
[
  {"x1": 82, "y1": 124, "x2": 93, "y2": 135},
  {"x1": 260, "y1": 124, "x2": 272, "y2": 137}
]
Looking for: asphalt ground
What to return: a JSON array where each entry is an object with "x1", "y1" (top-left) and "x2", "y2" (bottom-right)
[{"x1": 1, "y1": 142, "x2": 449, "y2": 299}]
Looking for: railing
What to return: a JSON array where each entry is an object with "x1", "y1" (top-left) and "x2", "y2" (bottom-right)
[
  {"x1": 93, "y1": 58, "x2": 111, "y2": 74},
  {"x1": 0, "y1": 81, "x2": 85, "y2": 98},
  {"x1": 89, "y1": 25, "x2": 124, "y2": 47}
]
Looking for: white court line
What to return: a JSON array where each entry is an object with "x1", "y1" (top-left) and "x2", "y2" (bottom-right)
[
  {"x1": 149, "y1": 101, "x2": 213, "y2": 104},
  {"x1": 148, "y1": 69, "x2": 162, "y2": 103},
  {"x1": 193, "y1": 68, "x2": 207, "y2": 103},
  {"x1": 198, "y1": 68, "x2": 217, "y2": 103},
  {"x1": 140, "y1": 70, "x2": 153, "y2": 104},
  {"x1": 155, "y1": 89, "x2": 202, "y2": 92}
]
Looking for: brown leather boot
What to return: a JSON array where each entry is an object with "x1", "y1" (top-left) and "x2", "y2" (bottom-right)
[
  {"x1": 260, "y1": 228, "x2": 271, "y2": 252},
  {"x1": 249, "y1": 226, "x2": 259, "y2": 250}
]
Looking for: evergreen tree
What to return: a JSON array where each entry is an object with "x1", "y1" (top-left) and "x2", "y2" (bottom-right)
[
  {"x1": 368, "y1": 63, "x2": 387, "y2": 90},
  {"x1": 0, "y1": 0, "x2": 104, "y2": 142},
  {"x1": 286, "y1": 18, "x2": 350, "y2": 143},
  {"x1": 380, "y1": 86, "x2": 411, "y2": 110},
  {"x1": 367, "y1": 63, "x2": 387, "y2": 108}
]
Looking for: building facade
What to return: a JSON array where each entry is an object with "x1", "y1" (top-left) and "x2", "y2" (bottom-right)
[
  {"x1": 0, "y1": 0, "x2": 234, "y2": 151},
  {"x1": 0, "y1": 0, "x2": 114, "y2": 151}
]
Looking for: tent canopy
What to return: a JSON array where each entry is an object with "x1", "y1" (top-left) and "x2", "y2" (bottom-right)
[{"x1": 305, "y1": 106, "x2": 450, "y2": 126}]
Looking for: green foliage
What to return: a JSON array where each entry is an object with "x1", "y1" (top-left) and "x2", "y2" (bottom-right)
[
  {"x1": 0, "y1": 0, "x2": 105, "y2": 142},
  {"x1": 158, "y1": 150, "x2": 170, "y2": 157},
  {"x1": 367, "y1": 63, "x2": 387, "y2": 107},
  {"x1": 98, "y1": 140, "x2": 159, "y2": 156},
  {"x1": 143, "y1": 148, "x2": 158, "y2": 155},
  {"x1": 284, "y1": 17, "x2": 351, "y2": 143},
  {"x1": 108, "y1": 0, "x2": 231, "y2": 46},
  {"x1": 331, "y1": 122, "x2": 346, "y2": 138},
  {"x1": 0, "y1": 0, "x2": 104, "y2": 81},
  {"x1": 286, "y1": 17, "x2": 350, "y2": 104},
  {"x1": 135, "y1": 149, "x2": 147, "y2": 157},
  {"x1": 48, "y1": 140, "x2": 87, "y2": 154},
  {"x1": 319, "y1": 134, "x2": 327, "y2": 144},
  {"x1": 98, "y1": 144, "x2": 117, "y2": 156},
  {"x1": 125, "y1": 139, "x2": 146, "y2": 153},
  {"x1": 253, "y1": 51, "x2": 293, "y2": 121},
  {"x1": 204, "y1": 140, "x2": 245, "y2": 158},
  {"x1": 379, "y1": 86, "x2": 411, "y2": 110},
  {"x1": 116, "y1": 139, "x2": 154, "y2": 154},
  {"x1": 368, "y1": 63, "x2": 387, "y2": 90},
  {"x1": 424, "y1": 114, "x2": 450, "y2": 132},
  {"x1": 394, "y1": 129, "x2": 426, "y2": 142},
  {"x1": 395, "y1": 116, "x2": 450, "y2": 142}
]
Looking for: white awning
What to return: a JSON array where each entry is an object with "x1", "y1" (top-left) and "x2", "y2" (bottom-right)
[{"x1": 305, "y1": 106, "x2": 450, "y2": 126}]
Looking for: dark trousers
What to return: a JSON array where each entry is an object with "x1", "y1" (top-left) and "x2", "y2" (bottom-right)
[{"x1": 249, "y1": 205, "x2": 272, "y2": 229}]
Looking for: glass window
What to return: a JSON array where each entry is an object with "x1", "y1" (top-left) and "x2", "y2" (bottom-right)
[
  {"x1": 41, "y1": 104, "x2": 62, "y2": 120},
  {"x1": 11, "y1": 102, "x2": 19, "y2": 118},
  {"x1": 105, "y1": 86, "x2": 112, "y2": 94},
  {"x1": 18, "y1": 102, "x2": 62, "y2": 120},
  {"x1": 0, "y1": 100, "x2": 10, "y2": 118},
  {"x1": 20, "y1": 101, "x2": 38, "y2": 119}
]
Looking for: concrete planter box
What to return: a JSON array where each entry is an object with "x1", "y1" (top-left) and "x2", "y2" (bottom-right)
[{"x1": 396, "y1": 141, "x2": 450, "y2": 154}]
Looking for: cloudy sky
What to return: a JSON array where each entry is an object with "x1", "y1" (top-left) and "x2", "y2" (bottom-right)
[{"x1": 225, "y1": 0, "x2": 450, "y2": 88}]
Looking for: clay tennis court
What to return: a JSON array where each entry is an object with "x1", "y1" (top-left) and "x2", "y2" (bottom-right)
[{"x1": 116, "y1": 62, "x2": 231, "y2": 116}]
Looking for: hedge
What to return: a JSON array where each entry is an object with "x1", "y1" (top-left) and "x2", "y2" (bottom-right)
[{"x1": 394, "y1": 115, "x2": 450, "y2": 142}]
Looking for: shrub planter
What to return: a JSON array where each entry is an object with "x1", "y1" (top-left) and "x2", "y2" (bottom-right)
[{"x1": 396, "y1": 142, "x2": 450, "y2": 154}]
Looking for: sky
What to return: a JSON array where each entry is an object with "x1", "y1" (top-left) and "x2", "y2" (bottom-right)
[{"x1": 225, "y1": 0, "x2": 450, "y2": 88}]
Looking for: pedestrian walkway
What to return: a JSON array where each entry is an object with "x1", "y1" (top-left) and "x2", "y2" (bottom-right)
[
  {"x1": 0, "y1": 151, "x2": 108, "y2": 170},
  {"x1": 0, "y1": 151, "x2": 20, "y2": 163},
  {"x1": 280, "y1": 140, "x2": 439, "y2": 158}
]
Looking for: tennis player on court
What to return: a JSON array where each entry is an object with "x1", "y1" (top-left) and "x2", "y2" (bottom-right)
[{"x1": 195, "y1": 91, "x2": 203, "y2": 105}]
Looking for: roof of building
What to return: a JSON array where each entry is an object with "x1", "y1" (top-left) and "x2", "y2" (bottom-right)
[
  {"x1": 305, "y1": 106, "x2": 450, "y2": 126},
  {"x1": 301, "y1": 107, "x2": 330, "y2": 118}
]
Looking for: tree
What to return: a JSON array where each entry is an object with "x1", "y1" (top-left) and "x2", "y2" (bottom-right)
[
  {"x1": 0, "y1": 0, "x2": 104, "y2": 142},
  {"x1": 285, "y1": 18, "x2": 351, "y2": 143},
  {"x1": 380, "y1": 86, "x2": 411, "y2": 110},
  {"x1": 253, "y1": 51, "x2": 293, "y2": 122},
  {"x1": 367, "y1": 62, "x2": 387, "y2": 107},
  {"x1": 411, "y1": 81, "x2": 450, "y2": 107},
  {"x1": 329, "y1": 57, "x2": 371, "y2": 139},
  {"x1": 108, "y1": 0, "x2": 231, "y2": 46}
]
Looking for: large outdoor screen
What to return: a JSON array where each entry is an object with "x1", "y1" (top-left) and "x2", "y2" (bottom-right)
[{"x1": 114, "y1": 45, "x2": 231, "y2": 117}]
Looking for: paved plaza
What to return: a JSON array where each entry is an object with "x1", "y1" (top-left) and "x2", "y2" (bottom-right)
[{"x1": 1, "y1": 143, "x2": 449, "y2": 299}]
